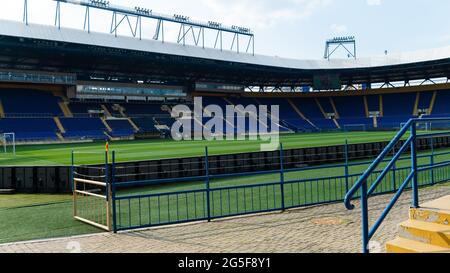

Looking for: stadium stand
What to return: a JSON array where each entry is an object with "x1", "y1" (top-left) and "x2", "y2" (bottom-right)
[
  {"x1": 378, "y1": 93, "x2": 416, "y2": 129},
  {"x1": 0, "y1": 118, "x2": 58, "y2": 141},
  {"x1": 333, "y1": 96, "x2": 374, "y2": 130},
  {"x1": 289, "y1": 98, "x2": 338, "y2": 131},
  {"x1": 106, "y1": 119, "x2": 136, "y2": 138},
  {"x1": 122, "y1": 102, "x2": 169, "y2": 116},
  {"x1": 257, "y1": 98, "x2": 315, "y2": 132},
  {"x1": 0, "y1": 89, "x2": 62, "y2": 117},
  {"x1": 59, "y1": 117, "x2": 108, "y2": 140},
  {"x1": 431, "y1": 90, "x2": 450, "y2": 116},
  {"x1": 2, "y1": 88, "x2": 450, "y2": 142},
  {"x1": 132, "y1": 117, "x2": 160, "y2": 133},
  {"x1": 68, "y1": 101, "x2": 104, "y2": 116},
  {"x1": 366, "y1": 94, "x2": 380, "y2": 113}
]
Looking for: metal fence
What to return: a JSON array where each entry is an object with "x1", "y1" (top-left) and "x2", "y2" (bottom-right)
[{"x1": 104, "y1": 141, "x2": 450, "y2": 232}]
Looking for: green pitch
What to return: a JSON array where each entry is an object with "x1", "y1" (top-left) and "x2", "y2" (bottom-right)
[
  {"x1": 0, "y1": 130, "x2": 448, "y2": 244},
  {"x1": 0, "y1": 131, "x2": 409, "y2": 166}
]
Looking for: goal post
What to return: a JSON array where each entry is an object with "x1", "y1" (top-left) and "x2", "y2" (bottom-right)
[
  {"x1": 343, "y1": 124, "x2": 367, "y2": 132},
  {"x1": 1, "y1": 133, "x2": 16, "y2": 155},
  {"x1": 401, "y1": 121, "x2": 432, "y2": 131}
]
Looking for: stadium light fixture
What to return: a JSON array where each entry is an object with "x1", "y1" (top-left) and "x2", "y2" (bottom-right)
[
  {"x1": 324, "y1": 36, "x2": 357, "y2": 60},
  {"x1": 47, "y1": 0, "x2": 254, "y2": 55},
  {"x1": 135, "y1": 7, "x2": 151, "y2": 16},
  {"x1": 90, "y1": 0, "x2": 109, "y2": 8}
]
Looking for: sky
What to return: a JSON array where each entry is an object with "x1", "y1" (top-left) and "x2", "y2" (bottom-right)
[{"x1": 1, "y1": 0, "x2": 450, "y2": 60}]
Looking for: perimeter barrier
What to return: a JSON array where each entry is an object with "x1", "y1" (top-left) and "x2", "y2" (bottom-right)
[{"x1": 102, "y1": 135, "x2": 450, "y2": 232}]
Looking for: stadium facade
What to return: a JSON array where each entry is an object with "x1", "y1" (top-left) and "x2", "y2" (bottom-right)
[{"x1": 0, "y1": 18, "x2": 450, "y2": 142}]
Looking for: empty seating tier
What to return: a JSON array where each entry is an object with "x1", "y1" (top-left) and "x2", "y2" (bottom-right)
[
  {"x1": 0, "y1": 118, "x2": 58, "y2": 141},
  {"x1": 106, "y1": 119, "x2": 135, "y2": 137},
  {"x1": 59, "y1": 117, "x2": 107, "y2": 140},
  {"x1": 0, "y1": 89, "x2": 62, "y2": 117}
]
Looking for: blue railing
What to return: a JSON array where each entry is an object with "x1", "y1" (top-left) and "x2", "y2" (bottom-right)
[
  {"x1": 100, "y1": 132, "x2": 450, "y2": 234},
  {"x1": 344, "y1": 117, "x2": 450, "y2": 253}
]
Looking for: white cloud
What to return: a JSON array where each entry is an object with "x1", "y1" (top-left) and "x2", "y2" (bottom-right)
[
  {"x1": 201, "y1": 0, "x2": 334, "y2": 29},
  {"x1": 367, "y1": 0, "x2": 382, "y2": 6},
  {"x1": 330, "y1": 24, "x2": 348, "y2": 34}
]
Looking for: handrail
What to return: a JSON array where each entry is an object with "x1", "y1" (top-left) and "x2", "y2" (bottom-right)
[
  {"x1": 344, "y1": 117, "x2": 450, "y2": 253},
  {"x1": 344, "y1": 118, "x2": 413, "y2": 210}
]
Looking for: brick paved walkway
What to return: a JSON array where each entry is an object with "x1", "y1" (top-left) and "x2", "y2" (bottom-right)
[{"x1": 0, "y1": 184, "x2": 448, "y2": 253}]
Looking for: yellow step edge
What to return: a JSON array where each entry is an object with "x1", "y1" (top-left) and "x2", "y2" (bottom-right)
[
  {"x1": 386, "y1": 237, "x2": 450, "y2": 253},
  {"x1": 410, "y1": 207, "x2": 450, "y2": 226},
  {"x1": 398, "y1": 219, "x2": 450, "y2": 248},
  {"x1": 410, "y1": 195, "x2": 450, "y2": 225}
]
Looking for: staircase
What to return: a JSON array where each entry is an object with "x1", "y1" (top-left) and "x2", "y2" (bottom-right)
[
  {"x1": 127, "y1": 118, "x2": 140, "y2": 132},
  {"x1": 101, "y1": 118, "x2": 113, "y2": 133},
  {"x1": 53, "y1": 117, "x2": 66, "y2": 134},
  {"x1": 286, "y1": 99, "x2": 319, "y2": 131},
  {"x1": 344, "y1": 117, "x2": 450, "y2": 253},
  {"x1": 101, "y1": 104, "x2": 112, "y2": 117},
  {"x1": 58, "y1": 101, "x2": 73, "y2": 117},
  {"x1": 386, "y1": 195, "x2": 450, "y2": 253}
]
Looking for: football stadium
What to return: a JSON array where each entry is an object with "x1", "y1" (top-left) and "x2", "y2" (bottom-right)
[{"x1": 0, "y1": 0, "x2": 449, "y2": 256}]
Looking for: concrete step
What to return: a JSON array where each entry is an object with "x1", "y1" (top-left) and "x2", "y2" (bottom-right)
[
  {"x1": 398, "y1": 219, "x2": 450, "y2": 248},
  {"x1": 410, "y1": 195, "x2": 450, "y2": 225},
  {"x1": 386, "y1": 237, "x2": 450, "y2": 253}
]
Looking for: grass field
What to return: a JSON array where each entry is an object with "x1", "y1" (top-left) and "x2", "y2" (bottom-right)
[
  {"x1": 0, "y1": 131, "x2": 411, "y2": 166},
  {"x1": 1, "y1": 143, "x2": 449, "y2": 243},
  {"x1": 1, "y1": 130, "x2": 449, "y2": 244}
]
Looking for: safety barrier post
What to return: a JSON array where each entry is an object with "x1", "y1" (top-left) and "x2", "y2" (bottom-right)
[
  {"x1": 205, "y1": 146, "x2": 211, "y2": 222},
  {"x1": 361, "y1": 180, "x2": 369, "y2": 253},
  {"x1": 410, "y1": 122, "x2": 419, "y2": 208},
  {"x1": 105, "y1": 151, "x2": 109, "y2": 201},
  {"x1": 392, "y1": 146, "x2": 397, "y2": 191},
  {"x1": 344, "y1": 140, "x2": 349, "y2": 193},
  {"x1": 112, "y1": 151, "x2": 117, "y2": 233},
  {"x1": 71, "y1": 150, "x2": 76, "y2": 217},
  {"x1": 279, "y1": 143, "x2": 285, "y2": 211},
  {"x1": 70, "y1": 150, "x2": 75, "y2": 190},
  {"x1": 430, "y1": 137, "x2": 435, "y2": 185},
  {"x1": 105, "y1": 151, "x2": 111, "y2": 231}
]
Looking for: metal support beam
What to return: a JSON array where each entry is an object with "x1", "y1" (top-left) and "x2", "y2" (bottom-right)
[
  {"x1": 55, "y1": 0, "x2": 61, "y2": 29},
  {"x1": 49, "y1": 0, "x2": 254, "y2": 54},
  {"x1": 324, "y1": 36, "x2": 356, "y2": 60},
  {"x1": 23, "y1": 0, "x2": 28, "y2": 25}
]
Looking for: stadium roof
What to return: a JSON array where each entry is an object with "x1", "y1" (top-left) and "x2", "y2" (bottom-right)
[{"x1": 0, "y1": 19, "x2": 450, "y2": 87}]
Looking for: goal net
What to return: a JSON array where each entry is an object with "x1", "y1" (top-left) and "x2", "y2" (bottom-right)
[
  {"x1": 1, "y1": 133, "x2": 16, "y2": 155},
  {"x1": 343, "y1": 124, "x2": 367, "y2": 132},
  {"x1": 400, "y1": 122, "x2": 432, "y2": 131}
]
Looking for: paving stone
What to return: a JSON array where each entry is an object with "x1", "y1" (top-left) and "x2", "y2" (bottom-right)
[{"x1": 0, "y1": 185, "x2": 448, "y2": 253}]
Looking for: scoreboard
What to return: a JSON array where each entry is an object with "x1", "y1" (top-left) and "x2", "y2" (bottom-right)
[{"x1": 313, "y1": 74, "x2": 341, "y2": 90}]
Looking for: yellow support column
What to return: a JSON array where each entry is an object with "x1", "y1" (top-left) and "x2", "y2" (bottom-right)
[
  {"x1": 314, "y1": 98, "x2": 327, "y2": 118},
  {"x1": 127, "y1": 118, "x2": 140, "y2": 132},
  {"x1": 363, "y1": 96, "x2": 369, "y2": 118},
  {"x1": 101, "y1": 118, "x2": 113, "y2": 133},
  {"x1": 428, "y1": 91, "x2": 438, "y2": 115},
  {"x1": 329, "y1": 97, "x2": 340, "y2": 119},
  {"x1": 53, "y1": 117, "x2": 66, "y2": 134},
  {"x1": 58, "y1": 102, "x2": 73, "y2": 117},
  {"x1": 413, "y1": 92, "x2": 421, "y2": 116},
  {"x1": 287, "y1": 99, "x2": 319, "y2": 130},
  {"x1": 379, "y1": 95, "x2": 384, "y2": 117}
]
